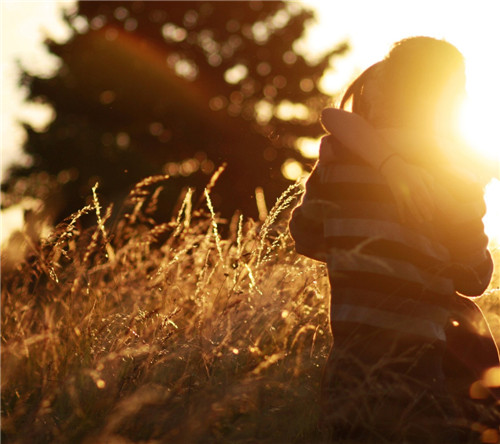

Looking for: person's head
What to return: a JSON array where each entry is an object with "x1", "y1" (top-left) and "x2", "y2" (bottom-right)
[{"x1": 341, "y1": 37, "x2": 466, "y2": 136}]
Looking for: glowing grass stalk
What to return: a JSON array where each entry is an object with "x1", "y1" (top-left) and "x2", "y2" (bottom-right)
[
  {"x1": 3, "y1": 174, "x2": 496, "y2": 444},
  {"x1": 250, "y1": 352, "x2": 285, "y2": 375},
  {"x1": 204, "y1": 189, "x2": 224, "y2": 265},
  {"x1": 233, "y1": 214, "x2": 244, "y2": 286},
  {"x1": 244, "y1": 263, "x2": 262, "y2": 295},
  {"x1": 92, "y1": 183, "x2": 115, "y2": 261},
  {"x1": 128, "y1": 174, "x2": 170, "y2": 223},
  {"x1": 173, "y1": 188, "x2": 194, "y2": 237},
  {"x1": 256, "y1": 182, "x2": 303, "y2": 266},
  {"x1": 205, "y1": 162, "x2": 226, "y2": 196},
  {"x1": 145, "y1": 185, "x2": 164, "y2": 215},
  {"x1": 92, "y1": 183, "x2": 107, "y2": 242}
]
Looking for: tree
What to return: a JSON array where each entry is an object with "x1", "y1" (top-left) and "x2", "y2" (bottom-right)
[{"x1": 2, "y1": 1, "x2": 347, "y2": 222}]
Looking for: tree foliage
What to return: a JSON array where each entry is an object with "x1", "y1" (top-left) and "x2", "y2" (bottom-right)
[{"x1": 3, "y1": 1, "x2": 347, "y2": 222}]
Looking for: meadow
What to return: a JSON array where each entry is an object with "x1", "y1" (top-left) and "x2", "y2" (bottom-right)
[{"x1": 1, "y1": 176, "x2": 499, "y2": 443}]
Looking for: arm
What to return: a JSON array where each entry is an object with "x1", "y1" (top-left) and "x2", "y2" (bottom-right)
[
  {"x1": 321, "y1": 108, "x2": 394, "y2": 170},
  {"x1": 321, "y1": 108, "x2": 436, "y2": 223},
  {"x1": 436, "y1": 182, "x2": 493, "y2": 296}
]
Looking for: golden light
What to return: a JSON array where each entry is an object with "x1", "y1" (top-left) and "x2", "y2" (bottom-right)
[
  {"x1": 483, "y1": 180, "x2": 500, "y2": 243},
  {"x1": 459, "y1": 96, "x2": 499, "y2": 163},
  {"x1": 300, "y1": 0, "x2": 500, "y2": 240},
  {"x1": 457, "y1": 97, "x2": 500, "y2": 241}
]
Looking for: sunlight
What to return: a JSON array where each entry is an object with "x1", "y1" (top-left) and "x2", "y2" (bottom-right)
[
  {"x1": 459, "y1": 96, "x2": 499, "y2": 163},
  {"x1": 483, "y1": 180, "x2": 500, "y2": 243},
  {"x1": 458, "y1": 97, "x2": 500, "y2": 241},
  {"x1": 299, "y1": 0, "x2": 500, "y2": 240}
]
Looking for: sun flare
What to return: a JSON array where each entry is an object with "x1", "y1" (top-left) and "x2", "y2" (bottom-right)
[
  {"x1": 300, "y1": 0, "x2": 500, "y2": 240},
  {"x1": 459, "y1": 97, "x2": 500, "y2": 164}
]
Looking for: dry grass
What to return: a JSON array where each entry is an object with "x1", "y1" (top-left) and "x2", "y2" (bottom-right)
[{"x1": 1, "y1": 178, "x2": 499, "y2": 444}]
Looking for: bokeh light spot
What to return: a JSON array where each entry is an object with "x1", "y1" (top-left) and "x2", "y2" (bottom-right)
[
  {"x1": 273, "y1": 75, "x2": 287, "y2": 89},
  {"x1": 252, "y1": 21, "x2": 269, "y2": 43},
  {"x1": 174, "y1": 59, "x2": 198, "y2": 81},
  {"x1": 469, "y1": 380, "x2": 490, "y2": 399},
  {"x1": 209, "y1": 96, "x2": 227, "y2": 111},
  {"x1": 226, "y1": 19, "x2": 240, "y2": 33},
  {"x1": 299, "y1": 78, "x2": 314, "y2": 92},
  {"x1": 183, "y1": 10, "x2": 198, "y2": 28},
  {"x1": 180, "y1": 159, "x2": 200, "y2": 176},
  {"x1": 257, "y1": 62, "x2": 271, "y2": 77},
  {"x1": 163, "y1": 162, "x2": 179, "y2": 176},
  {"x1": 124, "y1": 18, "x2": 137, "y2": 32},
  {"x1": 282, "y1": 51, "x2": 297, "y2": 65},
  {"x1": 263, "y1": 85, "x2": 277, "y2": 99},
  {"x1": 90, "y1": 15, "x2": 106, "y2": 30},
  {"x1": 297, "y1": 137, "x2": 320, "y2": 158},
  {"x1": 200, "y1": 159, "x2": 215, "y2": 175},
  {"x1": 116, "y1": 132, "x2": 130, "y2": 149},
  {"x1": 255, "y1": 100, "x2": 273, "y2": 124},
  {"x1": 114, "y1": 7, "x2": 129, "y2": 21},
  {"x1": 482, "y1": 366, "x2": 500, "y2": 388},
  {"x1": 281, "y1": 159, "x2": 304, "y2": 181},
  {"x1": 149, "y1": 122, "x2": 164, "y2": 136},
  {"x1": 99, "y1": 90, "x2": 116, "y2": 105},
  {"x1": 224, "y1": 64, "x2": 248, "y2": 84},
  {"x1": 275, "y1": 101, "x2": 309, "y2": 121},
  {"x1": 162, "y1": 23, "x2": 187, "y2": 43}
]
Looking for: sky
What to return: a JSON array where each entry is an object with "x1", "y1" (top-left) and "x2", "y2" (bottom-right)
[
  {"x1": 304, "y1": 1, "x2": 500, "y2": 157},
  {"x1": 1, "y1": 1, "x2": 76, "y2": 173},
  {"x1": 2, "y1": 0, "x2": 500, "y2": 168},
  {"x1": 1, "y1": 0, "x2": 500, "y2": 240}
]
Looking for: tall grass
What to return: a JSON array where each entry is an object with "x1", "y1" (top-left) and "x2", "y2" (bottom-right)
[{"x1": 1, "y1": 178, "x2": 499, "y2": 443}]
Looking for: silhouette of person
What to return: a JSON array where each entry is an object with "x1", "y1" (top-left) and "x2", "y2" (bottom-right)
[{"x1": 290, "y1": 37, "x2": 499, "y2": 442}]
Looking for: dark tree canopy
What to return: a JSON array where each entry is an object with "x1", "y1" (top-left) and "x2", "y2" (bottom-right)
[{"x1": 3, "y1": 1, "x2": 347, "y2": 222}]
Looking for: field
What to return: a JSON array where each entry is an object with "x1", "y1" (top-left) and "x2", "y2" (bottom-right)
[{"x1": 1, "y1": 178, "x2": 499, "y2": 443}]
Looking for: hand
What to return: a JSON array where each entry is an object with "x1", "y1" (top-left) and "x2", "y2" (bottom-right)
[{"x1": 379, "y1": 155, "x2": 436, "y2": 224}]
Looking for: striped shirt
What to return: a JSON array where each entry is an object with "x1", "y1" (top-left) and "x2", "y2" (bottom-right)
[{"x1": 290, "y1": 135, "x2": 493, "y2": 344}]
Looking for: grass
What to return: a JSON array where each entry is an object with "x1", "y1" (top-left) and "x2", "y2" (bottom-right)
[{"x1": 1, "y1": 177, "x2": 499, "y2": 443}]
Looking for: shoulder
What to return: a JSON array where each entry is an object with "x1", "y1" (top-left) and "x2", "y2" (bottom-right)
[{"x1": 318, "y1": 134, "x2": 363, "y2": 166}]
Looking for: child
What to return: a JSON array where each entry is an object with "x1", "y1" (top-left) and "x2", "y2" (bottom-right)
[{"x1": 290, "y1": 37, "x2": 499, "y2": 442}]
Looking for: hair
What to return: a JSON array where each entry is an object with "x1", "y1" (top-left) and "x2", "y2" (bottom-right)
[{"x1": 341, "y1": 37, "x2": 466, "y2": 132}]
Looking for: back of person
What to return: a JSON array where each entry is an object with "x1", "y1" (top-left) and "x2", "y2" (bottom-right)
[
  {"x1": 289, "y1": 36, "x2": 498, "y2": 442},
  {"x1": 290, "y1": 131, "x2": 494, "y2": 441}
]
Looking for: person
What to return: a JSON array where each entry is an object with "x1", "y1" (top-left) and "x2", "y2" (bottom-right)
[{"x1": 289, "y1": 37, "x2": 499, "y2": 442}]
